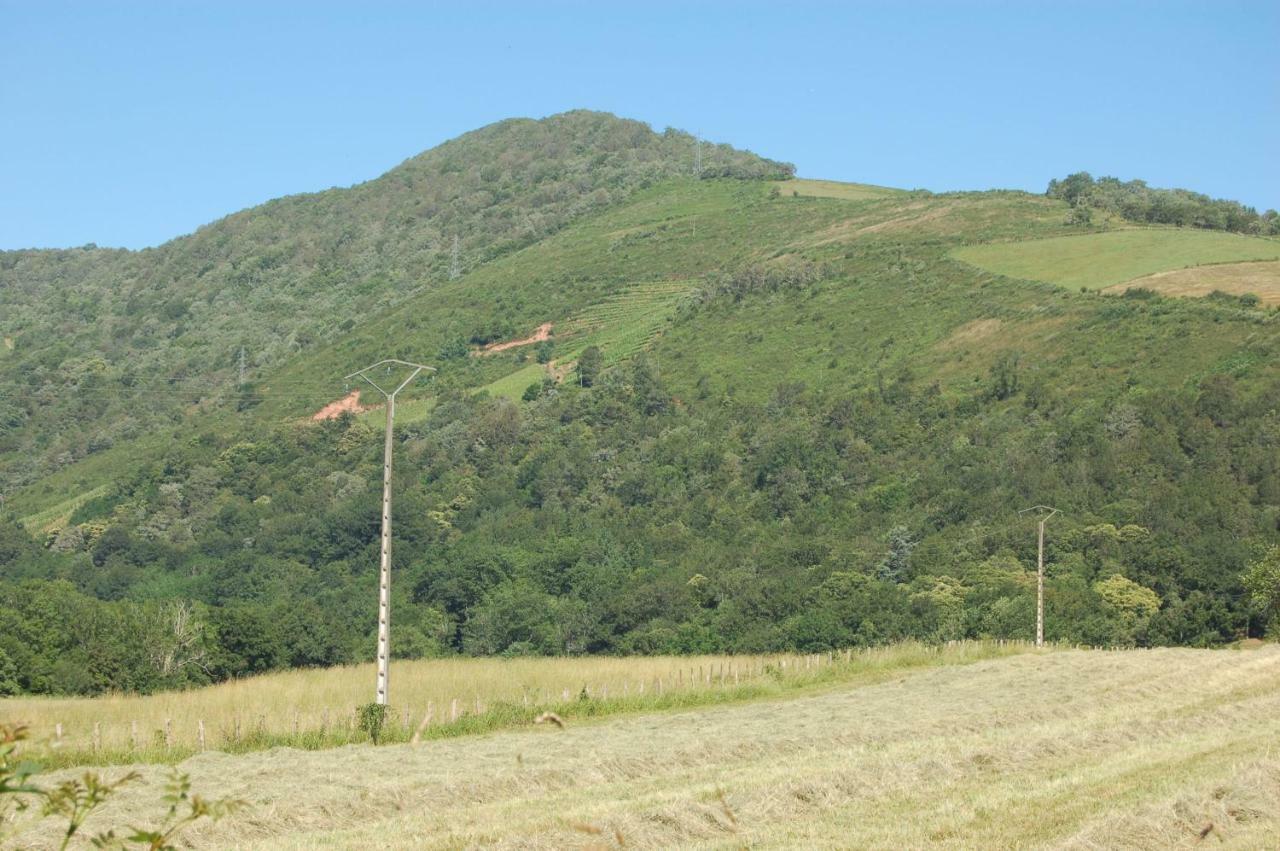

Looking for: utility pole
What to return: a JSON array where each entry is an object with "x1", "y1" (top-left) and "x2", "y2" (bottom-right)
[
  {"x1": 449, "y1": 235, "x2": 461, "y2": 280},
  {"x1": 344, "y1": 359, "x2": 435, "y2": 705},
  {"x1": 1020, "y1": 505, "x2": 1059, "y2": 647}
]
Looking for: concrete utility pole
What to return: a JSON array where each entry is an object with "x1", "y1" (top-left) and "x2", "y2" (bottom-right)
[
  {"x1": 345, "y1": 359, "x2": 435, "y2": 705},
  {"x1": 1020, "y1": 505, "x2": 1059, "y2": 647}
]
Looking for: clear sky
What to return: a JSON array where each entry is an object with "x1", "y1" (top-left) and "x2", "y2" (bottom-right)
[{"x1": 2, "y1": 1, "x2": 1277, "y2": 250}]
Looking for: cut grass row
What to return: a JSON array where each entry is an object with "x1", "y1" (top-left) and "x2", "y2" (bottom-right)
[{"x1": 3, "y1": 640, "x2": 1040, "y2": 769}]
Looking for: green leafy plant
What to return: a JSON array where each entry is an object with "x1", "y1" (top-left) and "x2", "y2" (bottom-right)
[{"x1": 357, "y1": 702, "x2": 390, "y2": 744}]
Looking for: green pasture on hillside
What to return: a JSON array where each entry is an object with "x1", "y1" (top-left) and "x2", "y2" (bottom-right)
[{"x1": 952, "y1": 228, "x2": 1280, "y2": 290}]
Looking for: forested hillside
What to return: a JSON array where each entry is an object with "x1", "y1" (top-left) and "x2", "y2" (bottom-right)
[
  {"x1": 0, "y1": 111, "x2": 791, "y2": 492},
  {"x1": 2, "y1": 114, "x2": 1279, "y2": 696}
]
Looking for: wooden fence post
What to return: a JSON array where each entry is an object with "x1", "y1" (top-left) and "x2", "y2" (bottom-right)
[
  {"x1": 411, "y1": 702, "x2": 435, "y2": 745},
  {"x1": 450, "y1": 698, "x2": 459, "y2": 723},
  {"x1": 55, "y1": 723, "x2": 62, "y2": 742},
  {"x1": 198, "y1": 719, "x2": 206, "y2": 752}
]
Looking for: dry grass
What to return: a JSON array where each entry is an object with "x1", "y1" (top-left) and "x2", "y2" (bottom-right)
[
  {"x1": 8, "y1": 644, "x2": 1278, "y2": 848},
  {"x1": 771, "y1": 178, "x2": 900, "y2": 201},
  {"x1": 1104, "y1": 259, "x2": 1280, "y2": 305},
  {"x1": 2, "y1": 642, "x2": 1021, "y2": 767}
]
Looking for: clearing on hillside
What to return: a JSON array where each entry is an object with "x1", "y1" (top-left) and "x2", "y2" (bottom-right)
[
  {"x1": 13, "y1": 645, "x2": 1278, "y2": 848},
  {"x1": 18, "y1": 483, "x2": 110, "y2": 534},
  {"x1": 952, "y1": 228, "x2": 1280, "y2": 290},
  {"x1": 771, "y1": 178, "x2": 902, "y2": 201},
  {"x1": 478, "y1": 281, "x2": 696, "y2": 400},
  {"x1": 1103, "y1": 259, "x2": 1280, "y2": 305}
]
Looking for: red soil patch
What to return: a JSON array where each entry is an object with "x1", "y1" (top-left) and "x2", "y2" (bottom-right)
[
  {"x1": 479, "y1": 322, "x2": 553, "y2": 354},
  {"x1": 312, "y1": 390, "x2": 378, "y2": 421}
]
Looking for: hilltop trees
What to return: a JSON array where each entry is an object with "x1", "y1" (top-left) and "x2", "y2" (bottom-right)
[{"x1": 1047, "y1": 172, "x2": 1280, "y2": 235}]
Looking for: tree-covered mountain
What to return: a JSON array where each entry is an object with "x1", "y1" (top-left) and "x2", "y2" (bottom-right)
[
  {"x1": 2, "y1": 114, "x2": 1279, "y2": 696},
  {"x1": 0, "y1": 111, "x2": 791, "y2": 491}
]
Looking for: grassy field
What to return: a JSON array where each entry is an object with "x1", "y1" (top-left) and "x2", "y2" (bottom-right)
[
  {"x1": 771, "y1": 178, "x2": 902, "y2": 201},
  {"x1": 477, "y1": 362, "x2": 549, "y2": 401},
  {"x1": 1104, "y1": 259, "x2": 1280, "y2": 305},
  {"x1": 1, "y1": 642, "x2": 1031, "y2": 770},
  {"x1": 9, "y1": 644, "x2": 1276, "y2": 848},
  {"x1": 952, "y1": 228, "x2": 1280, "y2": 291}
]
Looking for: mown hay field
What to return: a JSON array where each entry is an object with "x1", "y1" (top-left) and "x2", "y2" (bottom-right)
[
  {"x1": 10, "y1": 643, "x2": 1277, "y2": 848},
  {"x1": 1104, "y1": 259, "x2": 1280, "y2": 305},
  {"x1": 3, "y1": 641, "x2": 1028, "y2": 769},
  {"x1": 953, "y1": 228, "x2": 1280, "y2": 291}
]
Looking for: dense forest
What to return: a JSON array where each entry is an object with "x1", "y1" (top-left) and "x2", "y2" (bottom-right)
[{"x1": 2, "y1": 113, "x2": 1279, "y2": 696}]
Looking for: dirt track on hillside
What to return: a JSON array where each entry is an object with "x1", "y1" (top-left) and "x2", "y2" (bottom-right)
[{"x1": 479, "y1": 322, "x2": 553, "y2": 354}]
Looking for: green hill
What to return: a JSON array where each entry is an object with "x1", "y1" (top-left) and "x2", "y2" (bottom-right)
[
  {"x1": 0, "y1": 111, "x2": 791, "y2": 493},
  {"x1": 1, "y1": 114, "x2": 1279, "y2": 697}
]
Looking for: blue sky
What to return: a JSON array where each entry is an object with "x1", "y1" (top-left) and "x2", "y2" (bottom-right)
[{"x1": 2, "y1": 1, "x2": 1277, "y2": 249}]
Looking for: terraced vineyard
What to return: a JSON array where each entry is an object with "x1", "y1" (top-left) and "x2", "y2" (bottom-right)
[
  {"x1": 556, "y1": 280, "x2": 697, "y2": 364},
  {"x1": 18, "y1": 483, "x2": 110, "y2": 535}
]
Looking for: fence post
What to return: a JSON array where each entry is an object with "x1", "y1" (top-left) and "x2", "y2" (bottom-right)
[
  {"x1": 164, "y1": 719, "x2": 172, "y2": 751},
  {"x1": 198, "y1": 719, "x2": 206, "y2": 752},
  {"x1": 450, "y1": 698, "x2": 459, "y2": 723},
  {"x1": 55, "y1": 723, "x2": 62, "y2": 742}
]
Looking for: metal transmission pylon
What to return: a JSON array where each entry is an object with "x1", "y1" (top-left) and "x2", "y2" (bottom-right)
[
  {"x1": 345, "y1": 359, "x2": 436, "y2": 705},
  {"x1": 1019, "y1": 505, "x2": 1059, "y2": 647}
]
